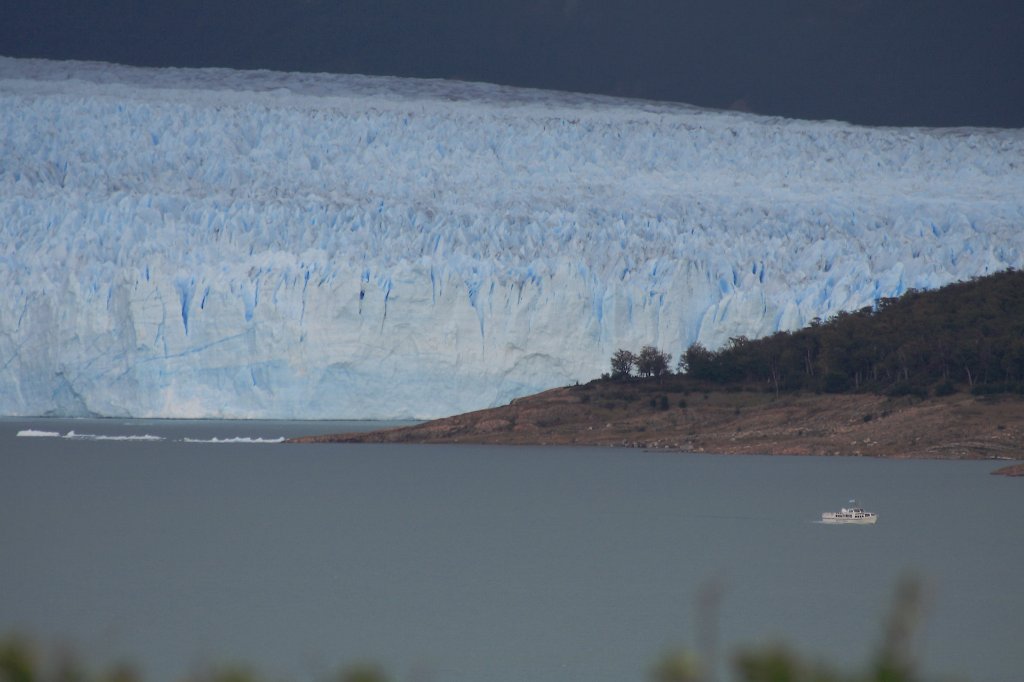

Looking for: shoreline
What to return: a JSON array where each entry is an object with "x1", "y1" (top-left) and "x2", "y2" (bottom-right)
[
  {"x1": 289, "y1": 384, "x2": 1024, "y2": 468},
  {"x1": 991, "y1": 462, "x2": 1024, "y2": 476}
]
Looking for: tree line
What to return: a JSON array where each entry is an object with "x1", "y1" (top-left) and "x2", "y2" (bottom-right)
[
  {"x1": 609, "y1": 346, "x2": 673, "y2": 379},
  {"x1": 609, "y1": 269, "x2": 1024, "y2": 396}
]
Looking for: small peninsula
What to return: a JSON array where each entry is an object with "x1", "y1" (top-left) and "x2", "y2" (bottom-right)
[
  {"x1": 292, "y1": 270, "x2": 1024, "y2": 462},
  {"x1": 289, "y1": 383, "x2": 1024, "y2": 460}
]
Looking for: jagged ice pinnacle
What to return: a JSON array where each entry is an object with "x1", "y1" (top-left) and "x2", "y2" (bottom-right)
[{"x1": 1, "y1": 57, "x2": 1022, "y2": 418}]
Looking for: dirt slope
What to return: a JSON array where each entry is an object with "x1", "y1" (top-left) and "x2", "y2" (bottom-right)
[{"x1": 290, "y1": 383, "x2": 1024, "y2": 461}]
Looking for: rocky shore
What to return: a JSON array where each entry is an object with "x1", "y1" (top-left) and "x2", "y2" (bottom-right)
[
  {"x1": 991, "y1": 462, "x2": 1024, "y2": 476},
  {"x1": 290, "y1": 382, "x2": 1024, "y2": 465}
]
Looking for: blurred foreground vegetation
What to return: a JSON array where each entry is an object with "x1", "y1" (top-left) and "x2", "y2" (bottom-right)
[{"x1": 1, "y1": 578, "x2": 956, "y2": 682}]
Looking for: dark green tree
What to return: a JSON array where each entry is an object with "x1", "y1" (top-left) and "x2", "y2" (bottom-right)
[
  {"x1": 637, "y1": 345, "x2": 672, "y2": 379},
  {"x1": 610, "y1": 349, "x2": 637, "y2": 379}
]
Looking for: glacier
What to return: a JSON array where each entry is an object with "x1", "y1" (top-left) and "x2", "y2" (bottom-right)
[{"x1": 1, "y1": 57, "x2": 1022, "y2": 419}]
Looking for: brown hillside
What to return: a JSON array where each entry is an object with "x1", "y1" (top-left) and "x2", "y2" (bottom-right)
[{"x1": 290, "y1": 383, "x2": 1024, "y2": 460}]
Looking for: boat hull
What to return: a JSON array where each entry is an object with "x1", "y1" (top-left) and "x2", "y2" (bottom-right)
[{"x1": 821, "y1": 515, "x2": 877, "y2": 524}]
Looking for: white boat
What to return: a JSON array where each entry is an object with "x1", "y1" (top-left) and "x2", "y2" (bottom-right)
[{"x1": 821, "y1": 501, "x2": 877, "y2": 524}]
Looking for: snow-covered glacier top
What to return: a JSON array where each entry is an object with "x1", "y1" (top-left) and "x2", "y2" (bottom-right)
[{"x1": 1, "y1": 57, "x2": 1022, "y2": 419}]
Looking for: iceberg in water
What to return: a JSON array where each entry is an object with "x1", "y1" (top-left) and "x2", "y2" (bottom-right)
[{"x1": 1, "y1": 57, "x2": 1022, "y2": 419}]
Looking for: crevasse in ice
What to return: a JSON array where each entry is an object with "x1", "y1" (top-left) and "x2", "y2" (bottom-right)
[{"x1": 1, "y1": 57, "x2": 1022, "y2": 418}]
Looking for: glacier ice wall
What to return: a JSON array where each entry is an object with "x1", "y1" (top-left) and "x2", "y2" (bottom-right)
[{"x1": 1, "y1": 57, "x2": 1022, "y2": 419}]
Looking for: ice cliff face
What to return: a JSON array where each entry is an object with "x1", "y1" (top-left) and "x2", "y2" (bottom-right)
[{"x1": 1, "y1": 57, "x2": 1022, "y2": 419}]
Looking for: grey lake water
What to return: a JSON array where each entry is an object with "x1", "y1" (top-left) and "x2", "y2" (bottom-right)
[{"x1": 1, "y1": 418, "x2": 1021, "y2": 682}]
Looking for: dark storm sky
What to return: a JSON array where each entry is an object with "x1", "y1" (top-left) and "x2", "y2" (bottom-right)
[{"x1": 2, "y1": 0, "x2": 1022, "y2": 127}]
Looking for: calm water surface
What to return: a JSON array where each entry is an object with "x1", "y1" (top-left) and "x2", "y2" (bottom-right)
[{"x1": 1, "y1": 418, "x2": 1021, "y2": 682}]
